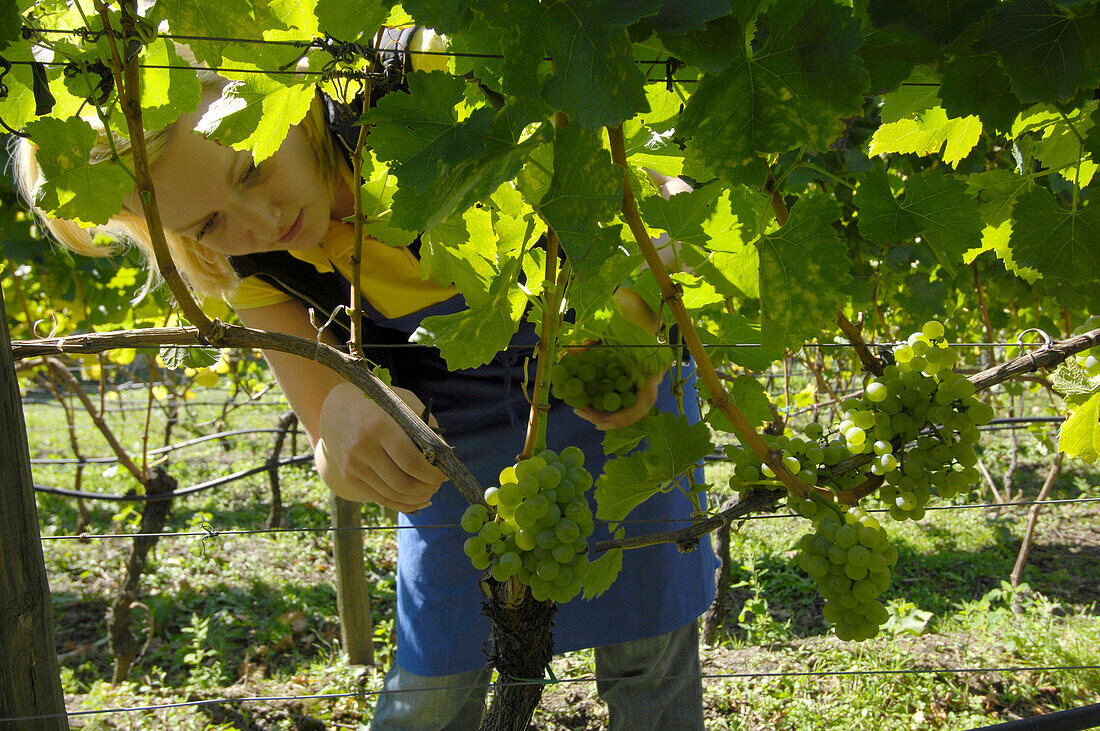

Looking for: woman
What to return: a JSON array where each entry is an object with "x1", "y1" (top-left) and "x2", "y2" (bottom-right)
[{"x1": 15, "y1": 48, "x2": 715, "y2": 730}]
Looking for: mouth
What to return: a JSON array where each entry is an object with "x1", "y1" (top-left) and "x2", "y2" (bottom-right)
[{"x1": 276, "y1": 210, "x2": 304, "y2": 245}]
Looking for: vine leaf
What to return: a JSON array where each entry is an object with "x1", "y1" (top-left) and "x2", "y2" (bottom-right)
[
  {"x1": 678, "y1": 0, "x2": 868, "y2": 186},
  {"x1": 401, "y1": 0, "x2": 474, "y2": 34},
  {"x1": 940, "y1": 53, "x2": 1021, "y2": 135},
  {"x1": 1059, "y1": 392, "x2": 1100, "y2": 463},
  {"x1": 1033, "y1": 107, "x2": 1098, "y2": 187},
  {"x1": 201, "y1": 75, "x2": 317, "y2": 163},
  {"x1": 487, "y1": 0, "x2": 661, "y2": 128},
  {"x1": 856, "y1": 166, "x2": 983, "y2": 275},
  {"x1": 537, "y1": 125, "x2": 625, "y2": 279},
  {"x1": 698, "y1": 375, "x2": 773, "y2": 434},
  {"x1": 594, "y1": 412, "x2": 713, "y2": 522},
  {"x1": 155, "y1": 0, "x2": 288, "y2": 67},
  {"x1": 1008, "y1": 189, "x2": 1100, "y2": 283},
  {"x1": 757, "y1": 194, "x2": 849, "y2": 351},
  {"x1": 858, "y1": 24, "x2": 939, "y2": 94},
  {"x1": 983, "y1": 0, "x2": 1100, "y2": 104},
  {"x1": 637, "y1": 186, "x2": 722, "y2": 249},
  {"x1": 24, "y1": 116, "x2": 133, "y2": 226},
  {"x1": 868, "y1": 0, "x2": 997, "y2": 46},
  {"x1": 0, "y1": 1, "x2": 21, "y2": 50},
  {"x1": 315, "y1": 0, "x2": 391, "y2": 40},
  {"x1": 364, "y1": 71, "x2": 495, "y2": 192},
  {"x1": 116, "y1": 39, "x2": 202, "y2": 133},
  {"x1": 967, "y1": 169, "x2": 1031, "y2": 227},
  {"x1": 645, "y1": 0, "x2": 731, "y2": 34},
  {"x1": 582, "y1": 547, "x2": 623, "y2": 600},
  {"x1": 0, "y1": 43, "x2": 38, "y2": 131},
  {"x1": 870, "y1": 106, "x2": 982, "y2": 169},
  {"x1": 389, "y1": 100, "x2": 550, "y2": 233},
  {"x1": 413, "y1": 204, "x2": 530, "y2": 369},
  {"x1": 878, "y1": 65, "x2": 940, "y2": 124}
]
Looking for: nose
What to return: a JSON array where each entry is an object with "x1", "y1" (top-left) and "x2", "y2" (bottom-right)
[{"x1": 237, "y1": 194, "x2": 281, "y2": 241}]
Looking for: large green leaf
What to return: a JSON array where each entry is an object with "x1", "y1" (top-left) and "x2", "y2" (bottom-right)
[
  {"x1": 870, "y1": 105, "x2": 983, "y2": 168},
  {"x1": 879, "y1": 66, "x2": 941, "y2": 124},
  {"x1": 201, "y1": 75, "x2": 317, "y2": 163},
  {"x1": 0, "y1": 42, "x2": 37, "y2": 132},
  {"x1": 1008, "y1": 189, "x2": 1100, "y2": 283},
  {"x1": 364, "y1": 71, "x2": 495, "y2": 192},
  {"x1": 388, "y1": 100, "x2": 551, "y2": 233},
  {"x1": 413, "y1": 199, "x2": 531, "y2": 368},
  {"x1": 868, "y1": 0, "x2": 997, "y2": 46},
  {"x1": 757, "y1": 194, "x2": 848, "y2": 351},
  {"x1": 678, "y1": 0, "x2": 868, "y2": 187},
  {"x1": 0, "y1": 0, "x2": 21, "y2": 51},
  {"x1": 983, "y1": 0, "x2": 1100, "y2": 103},
  {"x1": 858, "y1": 24, "x2": 940, "y2": 94},
  {"x1": 637, "y1": 185, "x2": 722, "y2": 249},
  {"x1": 158, "y1": 0, "x2": 288, "y2": 67},
  {"x1": 966, "y1": 169, "x2": 1031, "y2": 227},
  {"x1": 537, "y1": 126, "x2": 625, "y2": 278},
  {"x1": 582, "y1": 547, "x2": 623, "y2": 600},
  {"x1": 25, "y1": 116, "x2": 134, "y2": 226},
  {"x1": 122, "y1": 39, "x2": 203, "y2": 133},
  {"x1": 939, "y1": 54, "x2": 1021, "y2": 135},
  {"x1": 401, "y1": 0, "x2": 473, "y2": 34},
  {"x1": 645, "y1": 0, "x2": 731, "y2": 34},
  {"x1": 856, "y1": 167, "x2": 983, "y2": 274},
  {"x1": 699, "y1": 374, "x2": 773, "y2": 434},
  {"x1": 487, "y1": 0, "x2": 662, "y2": 128},
  {"x1": 1033, "y1": 105, "x2": 1097, "y2": 187},
  {"x1": 315, "y1": 0, "x2": 390, "y2": 41},
  {"x1": 594, "y1": 412, "x2": 713, "y2": 522},
  {"x1": 1059, "y1": 391, "x2": 1100, "y2": 463}
]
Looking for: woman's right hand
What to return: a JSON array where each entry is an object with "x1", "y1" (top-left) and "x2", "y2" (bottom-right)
[{"x1": 314, "y1": 381, "x2": 446, "y2": 512}]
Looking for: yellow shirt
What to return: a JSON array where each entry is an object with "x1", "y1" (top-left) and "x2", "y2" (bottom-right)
[{"x1": 228, "y1": 220, "x2": 456, "y2": 319}]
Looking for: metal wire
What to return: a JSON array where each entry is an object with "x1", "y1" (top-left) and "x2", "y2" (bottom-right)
[
  {"x1": 1, "y1": 664, "x2": 1096, "y2": 725},
  {"x1": 34, "y1": 496, "x2": 1100, "y2": 542}
]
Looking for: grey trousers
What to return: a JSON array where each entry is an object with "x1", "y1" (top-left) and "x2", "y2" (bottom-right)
[{"x1": 368, "y1": 620, "x2": 704, "y2": 730}]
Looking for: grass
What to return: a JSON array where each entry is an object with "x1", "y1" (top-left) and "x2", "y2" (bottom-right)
[{"x1": 14, "y1": 382, "x2": 1100, "y2": 729}]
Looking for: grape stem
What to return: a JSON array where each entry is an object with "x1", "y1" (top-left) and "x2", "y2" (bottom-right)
[
  {"x1": 836, "y1": 311, "x2": 884, "y2": 377},
  {"x1": 606, "y1": 124, "x2": 819, "y2": 501},
  {"x1": 520, "y1": 227, "x2": 568, "y2": 460}
]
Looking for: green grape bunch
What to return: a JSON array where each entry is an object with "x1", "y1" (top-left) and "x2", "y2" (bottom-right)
[
  {"x1": 550, "y1": 347, "x2": 644, "y2": 413},
  {"x1": 460, "y1": 447, "x2": 595, "y2": 603},
  {"x1": 796, "y1": 505, "x2": 897, "y2": 641},
  {"x1": 849, "y1": 321, "x2": 993, "y2": 520}
]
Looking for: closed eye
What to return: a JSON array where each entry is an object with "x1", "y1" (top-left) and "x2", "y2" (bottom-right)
[{"x1": 196, "y1": 215, "x2": 217, "y2": 240}]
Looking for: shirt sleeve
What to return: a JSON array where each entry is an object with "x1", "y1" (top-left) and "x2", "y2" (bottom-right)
[{"x1": 225, "y1": 275, "x2": 293, "y2": 311}]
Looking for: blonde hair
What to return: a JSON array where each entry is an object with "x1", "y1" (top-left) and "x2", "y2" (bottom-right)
[{"x1": 14, "y1": 79, "x2": 341, "y2": 298}]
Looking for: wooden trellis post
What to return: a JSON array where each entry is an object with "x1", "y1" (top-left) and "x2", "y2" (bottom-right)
[
  {"x1": 331, "y1": 495, "x2": 374, "y2": 665},
  {"x1": 0, "y1": 297, "x2": 69, "y2": 728}
]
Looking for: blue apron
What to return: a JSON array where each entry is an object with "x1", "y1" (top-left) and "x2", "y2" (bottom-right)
[{"x1": 369, "y1": 294, "x2": 717, "y2": 676}]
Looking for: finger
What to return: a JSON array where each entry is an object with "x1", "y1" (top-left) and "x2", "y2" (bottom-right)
[
  {"x1": 343, "y1": 458, "x2": 435, "y2": 512},
  {"x1": 358, "y1": 446, "x2": 444, "y2": 506}
]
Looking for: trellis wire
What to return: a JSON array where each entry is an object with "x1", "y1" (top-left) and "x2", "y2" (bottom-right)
[
  {"x1": 35, "y1": 496, "x2": 1100, "y2": 543},
  {"x1": 2, "y1": 664, "x2": 1097, "y2": 726}
]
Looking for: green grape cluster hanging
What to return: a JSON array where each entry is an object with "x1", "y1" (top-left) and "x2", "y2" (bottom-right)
[
  {"x1": 460, "y1": 447, "x2": 595, "y2": 603},
  {"x1": 550, "y1": 347, "x2": 643, "y2": 413},
  {"x1": 796, "y1": 505, "x2": 897, "y2": 641},
  {"x1": 722, "y1": 320, "x2": 996, "y2": 641}
]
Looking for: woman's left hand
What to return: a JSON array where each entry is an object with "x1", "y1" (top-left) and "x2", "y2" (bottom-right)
[
  {"x1": 572, "y1": 370, "x2": 662, "y2": 430},
  {"x1": 571, "y1": 287, "x2": 666, "y2": 430}
]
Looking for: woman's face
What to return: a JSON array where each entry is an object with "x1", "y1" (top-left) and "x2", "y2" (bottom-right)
[{"x1": 126, "y1": 113, "x2": 334, "y2": 257}]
